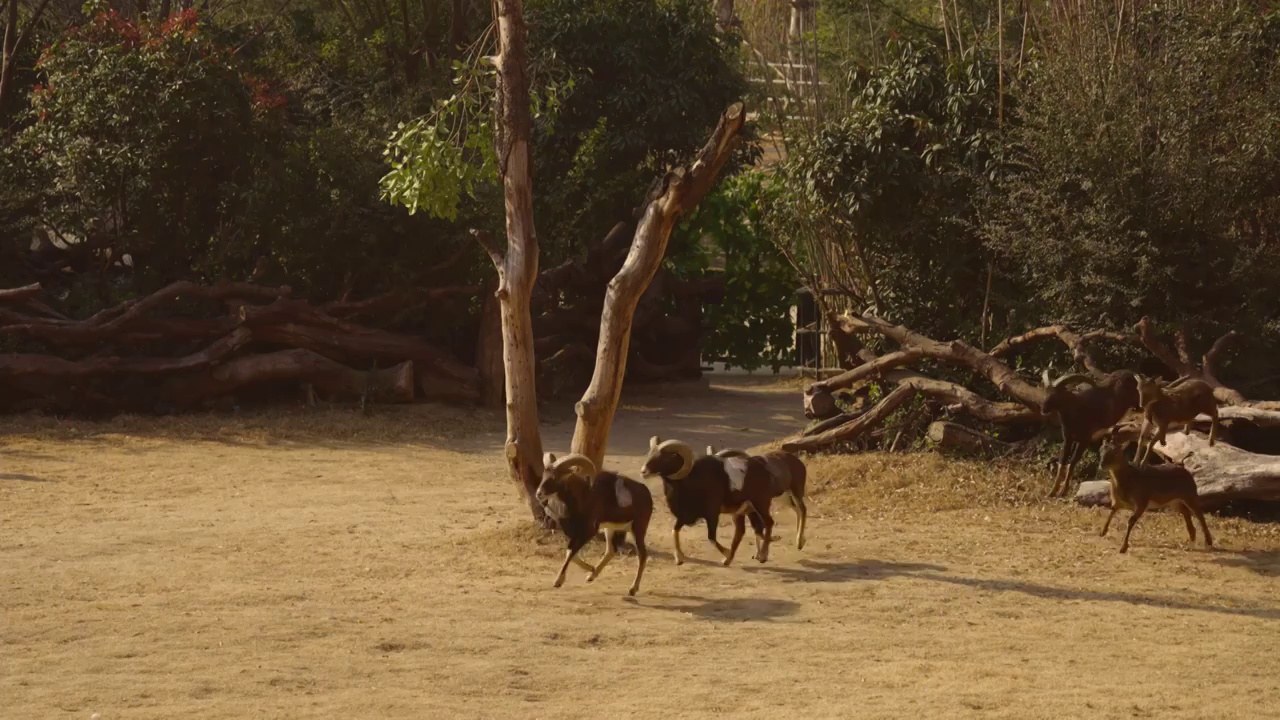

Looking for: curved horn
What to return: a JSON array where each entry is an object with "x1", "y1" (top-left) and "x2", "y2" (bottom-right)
[
  {"x1": 548, "y1": 452, "x2": 596, "y2": 479},
  {"x1": 1052, "y1": 373, "x2": 1097, "y2": 389},
  {"x1": 655, "y1": 439, "x2": 694, "y2": 480}
]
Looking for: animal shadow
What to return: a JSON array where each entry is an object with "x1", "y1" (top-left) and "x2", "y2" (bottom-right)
[
  {"x1": 1213, "y1": 549, "x2": 1280, "y2": 578},
  {"x1": 632, "y1": 593, "x2": 799, "y2": 622},
  {"x1": 743, "y1": 558, "x2": 947, "y2": 584}
]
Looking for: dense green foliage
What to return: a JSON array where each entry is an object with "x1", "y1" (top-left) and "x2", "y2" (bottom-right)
[
  {"x1": 980, "y1": 5, "x2": 1280, "y2": 350},
  {"x1": 670, "y1": 173, "x2": 797, "y2": 372},
  {"x1": 772, "y1": 42, "x2": 1004, "y2": 338},
  {"x1": 771, "y1": 2, "x2": 1280, "y2": 387}
]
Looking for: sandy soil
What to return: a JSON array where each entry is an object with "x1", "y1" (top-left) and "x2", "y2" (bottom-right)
[{"x1": 4, "y1": 374, "x2": 1280, "y2": 719}]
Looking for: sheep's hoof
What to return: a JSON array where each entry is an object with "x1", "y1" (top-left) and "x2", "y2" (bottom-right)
[
  {"x1": 674, "y1": 556, "x2": 685, "y2": 566},
  {"x1": 585, "y1": 574, "x2": 596, "y2": 584},
  {"x1": 553, "y1": 578, "x2": 565, "y2": 588},
  {"x1": 1119, "y1": 546, "x2": 1129, "y2": 554},
  {"x1": 628, "y1": 587, "x2": 639, "y2": 597},
  {"x1": 721, "y1": 557, "x2": 733, "y2": 567}
]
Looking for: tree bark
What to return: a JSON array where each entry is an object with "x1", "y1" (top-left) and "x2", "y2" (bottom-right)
[
  {"x1": 569, "y1": 102, "x2": 746, "y2": 467},
  {"x1": 927, "y1": 421, "x2": 1014, "y2": 456},
  {"x1": 480, "y1": 0, "x2": 546, "y2": 524},
  {"x1": 165, "y1": 350, "x2": 415, "y2": 408}
]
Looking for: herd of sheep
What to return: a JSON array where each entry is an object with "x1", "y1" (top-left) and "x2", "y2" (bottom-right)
[{"x1": 534, "y1": 369, "x2": 1222, "y2": 596}]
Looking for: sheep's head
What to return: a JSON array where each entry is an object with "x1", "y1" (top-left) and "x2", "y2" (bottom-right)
[
  {"x1": 536, "y1": 453, "x2": 595, "y2": 516},
  {"x1": 1106, "y1": 370, "x2": 1141, "y2": 410},
  {"x1": 1136, "y1": 375, "x2": 1168, "y2": 408},
  {"x1": 1095, "y1": 425, "x2": 1130, "y2": 471},
  {"x1": 1040, "y1": 368, "x2": 1098, "y2": 414},
  {"x1": 641, "y1": 436, "x2": 694, "y2": 480}
]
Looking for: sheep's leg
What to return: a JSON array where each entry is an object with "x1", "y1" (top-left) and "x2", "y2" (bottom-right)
[
  {"x1": 754, "y1": 505, "x2": 774, "y2": 564},
  {"x1": 706, "y1": 515, "x2": 730, "y2": 560},
  {"x1": 629, "y1": 516, "x2": 650, "y2": 596},
  {"x1": 1207, "y1": 405, "x2": 1219, "y2": 447},
  {"x1": 1049, "y1": 437, "x2": 1073, "y2": 496},
  {"x1": 1119, "y1": 498, "x2": 1149, "y2": 554},
  {"x1": 587, "y1": 531, "x2": 622, "y2": 583},
  {"x1": 723, "y1": 513, "x2": 747, "y2": 567},
  {"x1": 671, "y1": 522, "x2": 687, "y2": 566},
  {"x1": 1099, "y1": 506, "x2": 1118, "y2": 537},
  {"x1": 1135, "y1": 417, "x2": 1151, "y2": 464},
  {"x1": 1139, "y1": 421, "x2": 1165, "y2": 464},
  {"x1": 746, "y1": 509, "x2": 764, "y2": 560},
  {"x1": 1190, "y1": 500, "x2": 1214, "y2": 548},
  {"x1": 769, "y1": 492, "x2": 786, "y2": 542},
  {"x1": 791, "y1": 492, "x2": 808, "y2": 550},
  {"x1": 1060, "y1": 441, "x2": 1087, "y2": 497},
  {"x1": 555, "y1": 538, "x2": 589, "y2": 588},
  {"x1": 1176, "y1": 502, "x2": 1197, "y2": 543}
]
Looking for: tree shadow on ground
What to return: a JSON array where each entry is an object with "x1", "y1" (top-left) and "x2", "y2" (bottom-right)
[
  {"x1": 629, "y1": 593, "x2": 800, "y2": 622},
  {"x1": 748, "y1": 557, "x2": 1280, "y2": 621},
  {"x1": 0, "y1": 473, "x2": 49, "y2": 482},
  {"x1": 1212, "y1": 549, "x2": 1280, "y2": 578}
]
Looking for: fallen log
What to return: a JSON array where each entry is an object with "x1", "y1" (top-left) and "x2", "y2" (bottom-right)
[
  {"x1": 0, "y1": 328, "x2": 253, "y2": 376},
  {"x1": 0, "y1": 281, "x2": 293, "y2": 343},
  {"x1": 782, "y1": 383, "x2": 916, "y2": 453},
  {"x1": 165, "y1": 350, "x2": 415, "y2": 408},
  {"x1": 828, "y1": 313, "x2": 1048, "y2": 409},
  {"x1": 1074, "y1": 431, "x2": 1280, "y2": 510},
  {"x1": 0, "y1": 283, "x2": 44, "y2": 302},
  {"x1": 926, "y1": 421, "x2": 1015, "y2": 456}
]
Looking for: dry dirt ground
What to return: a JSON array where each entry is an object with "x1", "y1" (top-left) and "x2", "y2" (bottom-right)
[{"x1": 4, "y1": 374, "x2": 1280, "y2": 719}]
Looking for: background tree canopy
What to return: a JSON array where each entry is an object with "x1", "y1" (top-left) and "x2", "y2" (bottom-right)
[{"x1": 2, "y1": 0, "x2": 1279, "y2": 412}]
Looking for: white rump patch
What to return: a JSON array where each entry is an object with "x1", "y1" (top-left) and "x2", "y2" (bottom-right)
[
  {"x1": 723, "y1": 456, "x2": 749, "y2": 492},
  {"x1": 615, "y1": 478, "x2": 633, "y2": 508}
]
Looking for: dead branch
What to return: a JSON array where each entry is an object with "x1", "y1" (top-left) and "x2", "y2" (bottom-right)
[
  {"x1": 1135, "y1": 316, "x2": 1247, "y2": 405},
  {"x1": 0, "y1": 283, "x2": 43, "y2": 302},
  {"x1": 988, "y1": 325, "x2": 1140, "y2": 375},
  {"x1": 829, "y1": 313, "x2": 1048, "y2": 409}
]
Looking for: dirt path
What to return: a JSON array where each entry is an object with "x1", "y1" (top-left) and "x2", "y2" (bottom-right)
[{"x1": 4, "y1": 375, "x2": 1280, "y2": 719}]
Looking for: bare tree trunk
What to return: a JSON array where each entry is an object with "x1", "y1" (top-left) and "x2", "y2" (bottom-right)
[
  {"x1": 0, "y1": 0, "x2": 53, "y2": 116},
  {"x1": 476, "y1": 0, "x2": 546, "y2": 523},
  {"x1": 569, "y1": 103, "x2": 746, "y2": 467}
]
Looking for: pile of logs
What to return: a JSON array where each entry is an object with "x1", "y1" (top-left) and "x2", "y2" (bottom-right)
[
  {"x1": 0, "y1": 281, "x2": 480, "y2": 413},
  {"x1": 784, "y1": 309, "x2": 1280, "y2": 506}
]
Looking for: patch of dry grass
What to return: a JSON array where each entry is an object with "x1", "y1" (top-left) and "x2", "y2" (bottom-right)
[{"x1": 7, "y1": 377, "x2": 1280, "y2": 719}]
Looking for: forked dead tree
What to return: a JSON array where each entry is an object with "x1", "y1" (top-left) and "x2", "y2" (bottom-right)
[
  {"x1": 474, "y1": 0, "x2": 546, "y2": 522},
  {"x1": 568, "y1": 103, "x2": 746, "y2": 468}
]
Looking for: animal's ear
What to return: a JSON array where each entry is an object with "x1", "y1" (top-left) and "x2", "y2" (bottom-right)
[
  {"x1": 706, "y1": 445, "x2": 715, "y2": 456},
  {"x1": 649, "y1": 435, "x2": 659, "y2": 449},
  {"x1": 544, "y1": 452, "x2": 555, "y2": 468}
]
